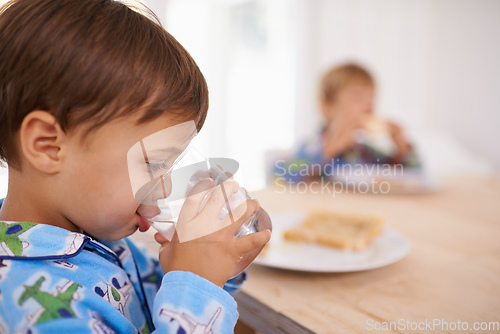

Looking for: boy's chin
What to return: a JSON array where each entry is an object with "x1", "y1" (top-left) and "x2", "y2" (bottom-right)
[
  {"x1": 81, "y1": 216, "x2": 144, "y2": 241},
  {"x1": 85, "y1": 226, "x2": 137, "y2": 242}
]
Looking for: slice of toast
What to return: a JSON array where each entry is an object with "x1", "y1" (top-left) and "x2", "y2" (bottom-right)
[
  {"x1": 363, "y1": 115, "x2": 389, "y2": 135},
  {"x1": 284, "y1": 210, "x2": 384, "y2": 250}
]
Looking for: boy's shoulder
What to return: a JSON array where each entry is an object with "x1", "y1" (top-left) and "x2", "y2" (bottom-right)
[
  {"x1": 0, "y1": 221, "x2": 156, "y2": 332},
  {"x1": 0, "y1": 220, "x2": 150, "y2": 261},
  {"x1": 0, "y1": 220, "x2": 88, "y2": 259},
  {"x1": 0, "y1": 221, "x2": 242, "y2": 333},
  {"x1": 0, "y1": 220, "x2": 159, "y2": 301}
]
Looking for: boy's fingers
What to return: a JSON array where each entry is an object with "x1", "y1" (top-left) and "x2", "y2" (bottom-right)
[
  {"x1": 235, "y1": 229, "x2": 271, "y2": 255},
  {"x1": 214, "y1": 165, "x2": 234, "y2": 180},
  {"x1": 224, "y1": 170, "x2": 234, "y2": 180},
  {"x1": 202, "y1": 180, "x2": 240, "y2": 218},
  {"x1": 154, "y1": 232, "x2": 170, "y2": 244},
  {"x1": 186, "y1": 178, "x2": 214, "y2": 200},
  {"x1": 225, "y1": 199, "x2": 260, "y2": 234},
  {"x1": 180, "y1": 178, "x2": 214, "y2": 222}
]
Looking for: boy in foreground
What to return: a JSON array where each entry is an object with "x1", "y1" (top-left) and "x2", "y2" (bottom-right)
[{"x1": 0, "y1": 0, "x2": 270, "y2": 332}]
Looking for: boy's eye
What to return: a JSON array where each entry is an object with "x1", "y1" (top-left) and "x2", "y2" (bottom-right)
[{"x1": 146, "y1": 161, "x2": 169, "y2": 172}]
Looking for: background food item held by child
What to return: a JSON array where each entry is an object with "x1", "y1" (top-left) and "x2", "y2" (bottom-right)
[
  {"x1": 283, "y1": 210, "x2": 384, "y2": 250},
  {"x1": 362, "y1": 115, "x2": 389, "y2": 135}
]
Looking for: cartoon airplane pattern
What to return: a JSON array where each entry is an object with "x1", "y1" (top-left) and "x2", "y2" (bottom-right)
[
  {"x1": 160, "y1": 307, "x2": 222, "y2": 334},
  {"x1": 19, "y1": 276, "x2": 81, "y2": 326},
  {"x1": 0, "y1": 221, "x2": 37, "y2": 257},
  {"x1": 94, "y1": 277, "x2": 132, "y2": 315}
]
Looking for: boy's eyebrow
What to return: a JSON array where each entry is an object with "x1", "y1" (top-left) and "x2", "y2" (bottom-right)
[
  {"x1": 143, "y1": 147, "x2": 185, "y2": 163},
  {"x1": 148, "y1": 147, "x2": 183, "y2": 155}
]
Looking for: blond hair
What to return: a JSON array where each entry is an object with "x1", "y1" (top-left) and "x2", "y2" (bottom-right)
[{"x1": 319, "y1": 63, "x2": 375, "y2": 103}]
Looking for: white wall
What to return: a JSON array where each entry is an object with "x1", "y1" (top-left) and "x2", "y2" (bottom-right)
[
  {"x1": 295, "y1": 0, "x2": 500, "y2": 173},
  {"x1": 152, "y1": 0, "x2": 298, "y2": 189},
  {"x1": 1, "y1": 0, "x2": 498, "y2": 198},
  {"x1": 153, "y1": 0, "x2": 500, "y2": 181},
  {"x1": 428, "y1": 0, "x2": 500, "y2": 169}
]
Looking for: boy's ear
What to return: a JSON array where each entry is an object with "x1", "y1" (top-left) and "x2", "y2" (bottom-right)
[
  {"x1": 19, "y1": 111, "x2": 66, "y2": 173},
  {"x1": 320, "y1": 100, "x2": 334, "y2": 118}
]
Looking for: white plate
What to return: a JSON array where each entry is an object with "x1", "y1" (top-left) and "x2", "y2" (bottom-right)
[
  {"x1": 332, "y1": 168, "x2": 442, "y2": 195},
  {"x1": 253, "y1": 212, "x2": 410, "y2": 272}
]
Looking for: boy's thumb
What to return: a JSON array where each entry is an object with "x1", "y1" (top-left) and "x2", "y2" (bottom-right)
[{"x1": 154, "y1": 232, "x2": 170, "y2": 245}]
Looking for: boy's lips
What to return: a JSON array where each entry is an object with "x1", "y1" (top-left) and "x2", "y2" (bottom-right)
[{"x1": 136, "y1": 214, "x2": 151, "y2": 232}]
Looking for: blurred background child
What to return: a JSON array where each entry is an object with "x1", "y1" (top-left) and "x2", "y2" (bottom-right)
[{"x1": 276, "y1": 63, "x2": 421, "y2": 181}]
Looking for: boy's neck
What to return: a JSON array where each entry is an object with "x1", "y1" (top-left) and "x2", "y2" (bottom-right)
[{"x1": 0, "y1": 168, "x2": 81, "y2": 233}]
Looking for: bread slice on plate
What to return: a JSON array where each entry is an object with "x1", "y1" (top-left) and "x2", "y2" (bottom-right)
[{"x1": 283, "y1": 210, "x2": 385, "y2": 251}]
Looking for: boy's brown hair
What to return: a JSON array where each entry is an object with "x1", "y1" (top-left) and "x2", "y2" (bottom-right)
[
  {"x1": 319, "y1": 63, "x2": 375, "y2": 103},
  {"x1": 0, "y1": 0, "x2": 208, "y2": 169}
]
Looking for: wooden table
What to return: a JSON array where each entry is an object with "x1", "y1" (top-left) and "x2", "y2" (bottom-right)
[{"x1": 233, "y1": 175, "x2": 500, "y2": 333}]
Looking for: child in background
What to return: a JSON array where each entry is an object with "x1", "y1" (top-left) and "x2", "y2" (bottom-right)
[
  {"x1": 276, "y1": 63, "x2": 421, "y2": 182},
  {"x1": 0, "y1": 0, "x2": 270, "y2": 332}
]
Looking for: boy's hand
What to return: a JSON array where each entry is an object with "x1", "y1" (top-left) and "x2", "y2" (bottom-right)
[
  {"x1": 387, "y1": 121, "x2": 411, "y2": 159},
  {"x1": 156, "y1": 180, "x2": 271, "y2": 288},
  {"x1": 322, "y1": 111, "x2": 364, "y2": 158}
]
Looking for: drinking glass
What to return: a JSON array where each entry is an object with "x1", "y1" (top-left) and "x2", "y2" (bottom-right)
[{"x1": 136, "y1": 146, "x2": 272, "y2": 277}]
